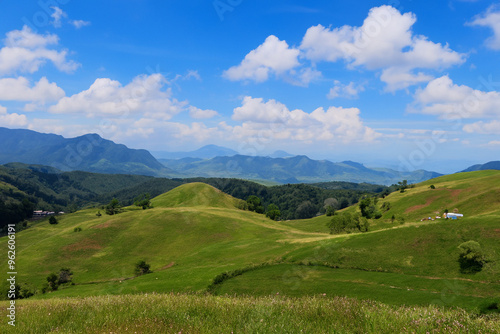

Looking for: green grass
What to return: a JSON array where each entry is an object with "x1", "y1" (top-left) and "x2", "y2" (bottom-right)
[
  {"x1": 213, "y1": 264, "x2": 498, "y2": 312},
  {"x1": 0, "y1": 293, "x2": 498, "y2": 333},
  {"x1": 1, "y1": 173, "x2": 500, "y2": 331}
]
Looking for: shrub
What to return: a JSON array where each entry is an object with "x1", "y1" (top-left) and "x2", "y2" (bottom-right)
[
  {"x1": 73, "y1": 227, "x2": 82, "y2": 232},
  {"x1": 135, "y1": 260, "x2": 152, "y2": 276},
  {"x1": 49, "y1": 216, "x2": 58, "y2": 225},
  {"x1": 58, "y1": 268, "x2": 73, "y2": 284},
  {"x1": 458, "y1": 240, "x2": 486, "y2": 274},
  {"x1": 265, "y1": 204, "x2": 281, "y2": 220}
]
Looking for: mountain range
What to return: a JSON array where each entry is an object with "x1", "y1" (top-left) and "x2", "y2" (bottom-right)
[
  {"x1": 159, "y1": 155, "x2": 442, "y2": 185},
  {"x1": 0, "y1": 127, "x2": 172, "y2": 176},
  {"x1": 2, "y1": 127, "x2": 496, "y2": 185}
]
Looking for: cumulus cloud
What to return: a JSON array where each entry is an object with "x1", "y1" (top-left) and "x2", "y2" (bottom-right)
[
  {"x1": 231, "y1": 96, "x2": 379, "y2": 143},
  {"x1": 189, "y1": 106, "x2": 219, "y2": 119},
  {"x1": 300, "y1": 6, "x2": 466, "y2": 91},
  {"x1": 0, "y1": 105, "x2": 28, "y2": 127},
  {"x1": 223, "y1": 35, "x2": 301, "y2": 82},
  {"x1": 411, "y1": 75, "x2": 500, "y2": 119},
  {"x1": 49, "y1": 73, "x2": 187, "y2": 119},
  {"x1": 327, "y1": 81, "x2": 365, "y2": 99},
  {"x1": 463, "y1": 120, "x2": 500, "y2": 134},
  {"x1": 0, "y1": 26, "x2": 80, "y2": 75},
  {"x1": 468, "y1": 6, "x2": 500, "y2": 50},
  {"x1": 0, "y1": 77, "x2": 65, "y2": 104}
]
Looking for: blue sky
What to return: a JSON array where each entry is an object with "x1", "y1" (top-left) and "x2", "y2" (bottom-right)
[{"x1": 0, "y1": 0, "x2": 500, "y2": 173}]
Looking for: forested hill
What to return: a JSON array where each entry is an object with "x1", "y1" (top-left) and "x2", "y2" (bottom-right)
[{"x1": 0, "y1": 164, "x2": 388, "y2": 229}]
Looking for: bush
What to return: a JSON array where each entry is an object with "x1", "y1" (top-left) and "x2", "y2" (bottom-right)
[
  {"x1": 458, "y1": 240, "x2": 486, "y2": 274},
  {"x1": 105, "y1": 198, "x2": 121, "y2": 215},
  {"x1": 58, "y1": 268, "x2": 73, "y2": 284},
  {"x1": 46, "y1": 273, "x2": 59, "y2": 291},
  {"x1": 265, "y1": 204, "x2": 281, "y2": 220},
  {"x1": 73, "y1": 227, "x2": 82, "y2": 232},
  {"x1": 135, "y1": 260, "x2": 152, "y2": 276},
  {"x1": 49, "y1": 216, "x2": 58, "y2": 225},
  {"x1": 327, "y1": 213, "x2": 369, "y2": 234}
]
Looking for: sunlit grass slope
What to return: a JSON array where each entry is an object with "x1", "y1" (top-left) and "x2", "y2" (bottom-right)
[{"x1": 1, "y1": 174, "x2": 499, "y2": 318}]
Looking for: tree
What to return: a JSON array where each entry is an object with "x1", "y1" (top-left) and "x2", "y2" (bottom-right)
[
  {"x1": 398, "y1": 180, "x2": 408, "y2": 193},
  {"x1": 324, "y1": 197, "x2": 338, "y2": 217},
  {"x1": 326, "y1": 206, "x2": 335, "y2": 216},
  {"x1": 49, "y1": 216, "x2": 58, "y2": 225},
  {"x1": 134, "y1": 260, "x2": 152, "y2": 276},
  {"x1": 46, "y1": 273, "x2": 59, "y2": 291},
  {"x1": 246, "y1": 195, "x2": 264, "y2": 213},
  {"x1": 105, "y1": 198, "x2": 121, "y2": 215},
  {"x1": 58, "y1": 268, "x2": 73, "y2": 284},
  {"x1": 134, "y1": 193, "x2": 151, "y2": 210},
  {"x1": 458, "y1": 240, "x2": 486, "y2": 274},
  {"x1": 296, "y1": 200, "x2": 316, "y2": 219},
  {"x1": 265, "y1": 204, "x2": 281, "y2": 220}
]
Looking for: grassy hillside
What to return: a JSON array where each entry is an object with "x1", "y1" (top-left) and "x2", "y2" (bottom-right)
[{"x1": 1, "y1": 173, "x2": 499, "y2": 331}]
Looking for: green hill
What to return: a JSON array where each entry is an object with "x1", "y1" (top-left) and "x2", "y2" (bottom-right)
[
  {"x1": 150, "y1": 182, "x2": 246, "y2": 209},
  {"x1": 380, "y1": 170, "x2": 500, "y2": 221},
  {"x1": 1, "y1": 174, "x2": 499, "y2": 330}
]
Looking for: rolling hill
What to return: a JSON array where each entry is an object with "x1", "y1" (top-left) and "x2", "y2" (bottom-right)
[{"x1": 1, "y1": 172, "x2": 498, "y2": 313}]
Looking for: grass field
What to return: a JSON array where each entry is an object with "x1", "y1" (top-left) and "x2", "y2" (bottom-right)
[
  {"x1": 0, "y1": 293, "x2": 499, "y2": 333},
  {"x1": 1, "y1": 173, "x2": 499, "y2": 332}
]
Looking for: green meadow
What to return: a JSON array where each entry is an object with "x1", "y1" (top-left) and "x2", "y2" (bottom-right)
[{"x1": 1, "y1": 171, "x2": 499, "y2": 332}]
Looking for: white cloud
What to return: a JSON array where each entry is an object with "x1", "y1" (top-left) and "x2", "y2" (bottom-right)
[
  {"x1": 0, "y1": 26, "x2": 79, "y2": 75},
  {"x1": 51, "y1": 6, "x2": 91, "y2": 29},
  {"x1": 411, "y1": 75, "x2": 500, "y2": 119},
  {"x1": 231, "y1": 96, "x2": 379, "y2": 143},
  {"x1": 0, "y1": 104, "x2": 28, "y2": 127},
  {"x1": 327, "y1": 80, "x2": 365, "y2": 99},
  {"x1": 223, "y1": 35, "x2": 300, "y2": 82},
  {"x1": 0, "y1": 77, "x2": 65, "y2": 104},
  {"x1": 463, "y1": 120, "x2": 500, "y2": 134},
  {"x1": 71, "y1": 20, "x2": 91, "y2": 29},
  {"x1": 51, "y1": 7, "x2": 67, "y2": 28},
  {"x1": 189, "y1": 106, "x2": 219, "y2": 119},
  {"x1": 49, "y1": 74, "x2": 187, "y2": 119},
  {"x1": 468, "y1": 6, "x2": 500, "y2": 50},
  {"x1": 300, "y1": 6, "x2": 466, "y2": 91}
]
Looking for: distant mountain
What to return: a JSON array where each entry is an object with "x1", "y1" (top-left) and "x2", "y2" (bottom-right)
[
  {"x1": 160, "y1": 155, "x2": 442, "y2": 185},
  {"x1": 0, "y1": 127, "x2": 173, "y2": 176},
  {"x1": 269, "y1": 150, "x2": 294, "y2": 158},
  {"x1": 152, "y1": 145, "x2": 239, "y2": 159},
  {"x1": 461, "y1": 161, "x2": 500, "y2": 172}
]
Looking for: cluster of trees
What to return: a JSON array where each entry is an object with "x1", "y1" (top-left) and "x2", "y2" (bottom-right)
[
  {"x1": 0, "y1": 197, "x2": 34, "y2": 230},
  {"x1": 43, "y1": 268, "x2": 73, "y2": 293},
  {"x1": 358, "y1": 196, "x2": 382, "y2": 219},
  {"x1": 327, "y1": 212, "x2": 370, "y2": 234}
]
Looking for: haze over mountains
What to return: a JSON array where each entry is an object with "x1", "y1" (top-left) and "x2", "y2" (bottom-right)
[{"x1": 1, "y1": 127, "x2": 496, "y2": 185}]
